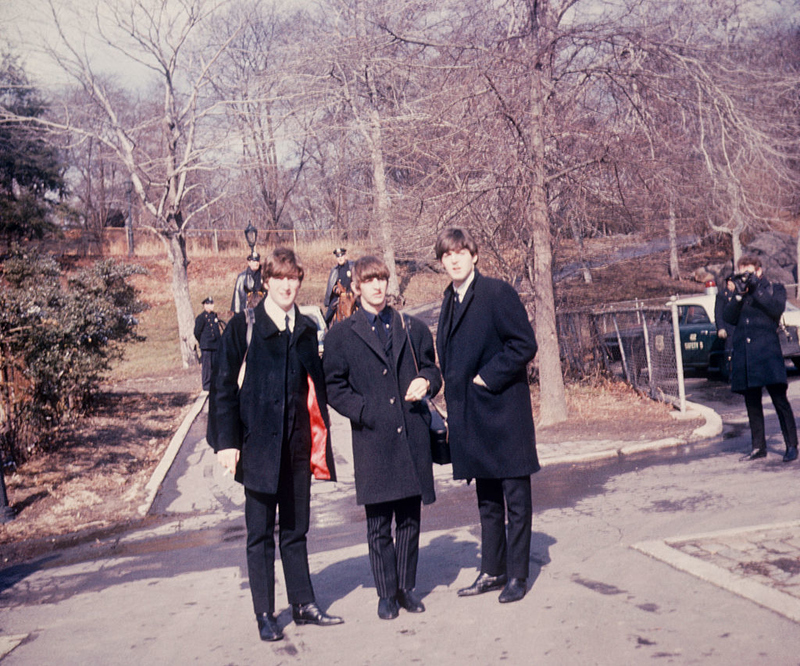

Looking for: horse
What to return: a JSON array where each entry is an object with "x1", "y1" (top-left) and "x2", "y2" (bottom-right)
[{"x1": 333, "y1": 281, "x2": 357, "y2": 323}]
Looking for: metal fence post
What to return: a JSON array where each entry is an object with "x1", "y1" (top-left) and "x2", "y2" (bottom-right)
[
  {"x1": 670, "y1": 297, "x2": 686, "y2": 412},
  {"x1": 612, "y1": 314, "x2": 632, "y2": 384},
  {"x1": 641, "y1": 305, "x2": 654, "y2": 396}
]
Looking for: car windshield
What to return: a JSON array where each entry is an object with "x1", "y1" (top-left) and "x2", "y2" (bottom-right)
[{"x1": 683, "y1": 305, "x2": 711, "y2": 324}]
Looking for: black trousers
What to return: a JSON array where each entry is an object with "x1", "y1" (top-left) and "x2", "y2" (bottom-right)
[
  {"x1": 475, "y1": 476, "x2": 532, "y2": 580},
  {"x1": 244, "y1": 440, "x2": 314, "y2": 615},
  {"x1": 200, "y1": 349, "x2": 216, "y2": 391},
  {"x1": 743, "y1": 383, "x2": 798, "y2": 452},
  {"x1": 364, "y1": 496, "x2": 422, "y2": 598}
]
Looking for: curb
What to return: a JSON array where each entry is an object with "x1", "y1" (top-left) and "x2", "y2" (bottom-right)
[
  {"x1": 138, "y1": 391, "x2": 208, "y2": 516},
  {"x1": 633, "y1": 519, "x2": 800, "y2": 625},
  {"x1": 684, "y1": 400, "x2": 723, "y2": 441},
  {"x1": 540, "y1": 399, "x2": 723, "y2": 467}
]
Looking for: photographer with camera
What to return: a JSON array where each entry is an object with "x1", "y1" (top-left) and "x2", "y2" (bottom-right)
[{"x1": 723, "y1": 255, "x2": 798, "y2": 463}]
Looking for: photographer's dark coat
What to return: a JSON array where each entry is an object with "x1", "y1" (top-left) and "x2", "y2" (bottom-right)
[
  {"x1": 723, "y1": 277, "x2": 787, "y2": 393},
  {"x1": 323, "y1": 307, "x2": 442, "y2": 506},
  {"x1": 436, "y1": 271, "x2": 540, "y2": 480},
  {"x1": 211, "y1": 304, "x2": 336, "y2": 494}
]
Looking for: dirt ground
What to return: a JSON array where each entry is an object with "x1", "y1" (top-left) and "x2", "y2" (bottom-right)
[
  {"x1": 0, "y1": 368, "x2": 200, "y2": 565},
  {"x1": 0, "y1": 366, "x2": 700, "y2": 567}
]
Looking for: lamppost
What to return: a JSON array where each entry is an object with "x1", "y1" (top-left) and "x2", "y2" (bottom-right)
[
  {"x1": 124, "y1": 180, "x2": 135, "y2": 257},
  {"x1": 244, "y1": 221, "x2": 258, "y2": 256}
]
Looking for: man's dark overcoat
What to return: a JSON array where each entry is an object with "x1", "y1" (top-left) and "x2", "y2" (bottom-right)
[
  {"x1": 323, "y1": 307, "x2": 442, "y2": 506},
  {"x1": 211, "y1": 304, "x2": 336, "y2": 494},
  {"x1": 723, "y1": 277, "x2": 788, "y2": 393},
  {"x1": 437, "y1": 271, "x2": 540, "y2": 481}
]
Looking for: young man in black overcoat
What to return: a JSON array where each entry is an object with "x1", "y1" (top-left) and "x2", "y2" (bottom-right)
[
  {"x1": 211, "y1": 248, "x2": 344, "y2": 642},
  {"x1": 723, "y1": 255, "x2": 798, "y2": 463},
  {"x1": 435, "y1": 227, "x2": 540, "y2": 604},
  {"x1": 323, "y1": 256, "x2": 442, "y2": 620}
]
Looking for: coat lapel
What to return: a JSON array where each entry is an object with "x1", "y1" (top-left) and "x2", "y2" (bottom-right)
[
  {"x1": 391, "y1": 308, "x2": 408, "y2": 372},
  {"x1": 449, "y1": 270, "x2": 478, "y2": 336},
  {"x1": 352, "y1": 309, "x2": 388, "y2": 362},
  {"x1": 291, "y1": 305, "x2": 314, "y2": 348},
  {"x1": 253, "y1": 302, "x2": 280, "y2": 341}
]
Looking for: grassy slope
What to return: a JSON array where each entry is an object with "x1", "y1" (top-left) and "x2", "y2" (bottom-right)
[
  {"x1": 110, "y1": 241, "x2": 450, "y2": 381},
  {"x1": 106, "y1": 234, "x2": 737, "y2": 386}
]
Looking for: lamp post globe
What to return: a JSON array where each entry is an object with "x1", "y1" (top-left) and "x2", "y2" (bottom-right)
[{"x1": 244, "y1": 222, "x2": 258, "y2": 253}]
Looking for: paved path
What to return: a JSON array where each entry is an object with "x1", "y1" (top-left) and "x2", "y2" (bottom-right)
[{"x1": 3, "y1": 381, "x2": 800, "y2": 664}]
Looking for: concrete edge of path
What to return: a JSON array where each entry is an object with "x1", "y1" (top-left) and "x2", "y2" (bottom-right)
[
  {"x1": 146, "y1": 395, "x2": 724, "y2": 503},
  {"x1": 540, "y1": 399, "x2": 723, "y2": 467},
  {"x1": 632, "y1": 530, "x2": 800, "y2": 625},
  {"x1": 684, "y1": 400, "x2": 723, "y2": 441},
  {"x1": 138, "y1": 392, "x2": 208, "y2": 516},
  {"x1": 0, "y1": 634, "x2": 29, "y2": 661}
]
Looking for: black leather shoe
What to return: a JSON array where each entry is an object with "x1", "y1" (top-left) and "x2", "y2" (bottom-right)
[
  {"x1": 291, "y1": 602, "x2": 344, "y2": 626},
  {"x1": 498, "y1": 578, "x2": 528, "y2": 603},
  {"x1": 377, "y1": 596, "x2": 399, "y2": 620},
  {"x1": 256, "y1": 613, "x2": 283, "y2": 642},
  {"x1": 741, "y1": 448, "x2": 767, "y2": 461},
  {"x1": 457, "y1": 572, "x2": 508, "y2": 597},
  {"x1": 783, "y1": 447, "x2": 798, "y2": 463},
  {"x1": 396, "y1": 588, "x2": 425, "y2": 613}
]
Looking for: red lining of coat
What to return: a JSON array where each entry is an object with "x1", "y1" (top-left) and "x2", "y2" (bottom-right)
[{"x1": 307, "y1": 375, "x2": 331, "y2": 480}]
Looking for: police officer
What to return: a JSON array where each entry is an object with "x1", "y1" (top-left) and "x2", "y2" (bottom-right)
[
  {"x1": 231, "y1": 251, "x2": 263, "y2": 313},
  {"x1": 323, "y1": 248, "x2": 355, "y2": 325},
  {"x1": 194, "y1": 296, "x2": 223, "y2": 391}
]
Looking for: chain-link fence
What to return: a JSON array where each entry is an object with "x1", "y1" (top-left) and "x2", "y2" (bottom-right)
[{"x1": 557, "y1": 299, "x2": 687, "y2": 411}]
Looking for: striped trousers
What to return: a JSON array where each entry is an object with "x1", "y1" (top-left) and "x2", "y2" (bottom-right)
[{"x1": 364, "y1": 496, "x2": 422, "y2": 598}]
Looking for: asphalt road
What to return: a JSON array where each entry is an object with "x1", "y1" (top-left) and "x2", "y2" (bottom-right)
[{"x1": 1, "y1": 371, "x2": 799, "y2": 664}]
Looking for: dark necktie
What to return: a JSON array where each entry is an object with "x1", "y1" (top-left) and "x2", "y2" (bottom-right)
[
  {"x1": 450, "y1": 293, "x2": 461, "y2": 333},
  {"x1": 285, "y1": 314, "x2": 291, "y2": 348},
  {"x1": 374, "y1": 312, "x2": 392, "y2": 358}
]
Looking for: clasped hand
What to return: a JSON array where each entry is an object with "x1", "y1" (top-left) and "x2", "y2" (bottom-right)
[{"x1": 404, "y1": 377, "x2": 430, "y2": 402}]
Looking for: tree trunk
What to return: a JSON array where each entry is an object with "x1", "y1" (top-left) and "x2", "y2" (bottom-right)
[
  {"x1": 367, "y1": 108, "x2": 401, "y2": 300},
  {"x1": 569, "y1": 216, "x2": 592, "y2": 284},
  {"x1": 166, "y1": 232, "x2": 199, "y2": 368},
  {"x1": 731, "y1": 228, "x2": 743, "y2": 266},
  {"x1": 529, "y1": 65, "x2": 568, "y2": 426},
  {"x1": 668, "y1": 198, "x2": 680, "y2": 280}
]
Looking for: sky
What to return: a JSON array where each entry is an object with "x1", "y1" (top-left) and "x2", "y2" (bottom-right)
[
  {"x1": 2, "y1": 0, "x2": 795, "y2": 92},
  {"x1": 1, "y1": 0, "x2": 86, "y2": 88},
  {"x1": 1, "y1": 0, "x2": 206, "y2": 90}
]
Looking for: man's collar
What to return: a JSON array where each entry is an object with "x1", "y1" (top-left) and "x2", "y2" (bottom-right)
[
  {"x1": 364, "y1": 306, "x2": 390, "y2": 323},
  {"x1": 454, "y1": 268, "x2": 476, "y2": 301},
  {"x1": 262, "y1": 296, "x2": 296, "y2": 331}
]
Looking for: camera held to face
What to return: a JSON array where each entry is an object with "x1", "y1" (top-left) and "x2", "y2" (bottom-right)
[{"x1": 732, "y1": 271, "x2": 756, "y2": 295}]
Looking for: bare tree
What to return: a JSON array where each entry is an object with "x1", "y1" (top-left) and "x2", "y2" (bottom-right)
[
  {"x1": 295, "y1": 0, "x2": 459, "y2": 299},
  {"x1": 208, "y1": 0, "x2": 314, "y2": 232},
  {"x1": 10, "y1": 0, "x2": 242, "y2": 366},
  {"x1": 372, "y1": 0, "x2": 798, "y2": 424}
]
